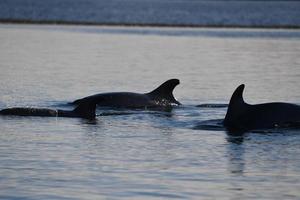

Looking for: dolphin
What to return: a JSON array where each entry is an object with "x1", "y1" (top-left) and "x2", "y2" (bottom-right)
[
  {"x1": 223, "y1": 84, "x2": 300, "y2": 132},
  {"x1": 72, "y1": 79, "x2": 181, "y2": 108},
  {"x1": 0, "y1": 101, "x2": 97, "y2": 119}
]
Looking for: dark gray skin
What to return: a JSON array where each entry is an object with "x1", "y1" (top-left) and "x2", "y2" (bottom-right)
[
  {"x1": 72, "y1": 79, "x2": 181, "y2": 108},
  {"x1": 223, "y1": 84, "x2": 300, "y2": 132},
  {"x1": 0, "y1": 101, "x2": 96, "y2": 119}
]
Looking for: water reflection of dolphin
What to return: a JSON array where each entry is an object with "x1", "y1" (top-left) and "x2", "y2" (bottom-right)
[
  {"x1": 224, "y1": 84, "x2": 300, "y2": 132},
  {"x1": 72, "y1": 79, "x2": 181, "y2": 108},
  {"x1": 0, "y1": 101, "x2": 96, "y2": 119}
]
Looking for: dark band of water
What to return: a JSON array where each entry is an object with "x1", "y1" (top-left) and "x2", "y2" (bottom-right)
[
  {"x1": 2, "y1": 19, "x2": 300, "y2": 29},
  {"x1": 2, "y1": 22, "x2": 300, "y2": 39}
]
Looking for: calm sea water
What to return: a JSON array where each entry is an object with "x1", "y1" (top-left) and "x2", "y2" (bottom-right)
[
  {"x1": 1, "y1": 0, "x2": 300, "y2": 27},
  {"x1": 0, "y1": 24, "x2": 300, "y2": 199}
]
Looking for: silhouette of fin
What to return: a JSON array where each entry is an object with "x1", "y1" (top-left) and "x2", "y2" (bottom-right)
[
  {"x1": 229, "y1": 84, "x2": 245, "y2": 106},
  {"x1": 224, "y1": 84, "x2": 247, "y2": 127},
  {"x1": 73, "y1": 100, "x2": 97, "y2": 119},
  {"x1": 147, "y1": 79, "x2": 181, "y2": 105}
]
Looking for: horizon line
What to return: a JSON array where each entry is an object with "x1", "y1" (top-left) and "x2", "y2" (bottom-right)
[{"x1": 1, "y1": 19, "x2": 300, "y2": 30}]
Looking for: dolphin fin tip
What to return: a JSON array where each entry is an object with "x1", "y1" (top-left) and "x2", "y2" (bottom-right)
[
  {"x1": 239, "y1": 84, "x2": 245, "y2": 89},
  {"x1": 148, "y1": 79, "x2": 181, "y2": 105}
]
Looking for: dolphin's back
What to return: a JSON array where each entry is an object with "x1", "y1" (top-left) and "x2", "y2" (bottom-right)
[
  {"x1": 73, "y1": 92, "x2": 151, "y2": 108},
  {"x1": 0, "y1": 101, "x2": 97, "y2": 119},
  {"x1": 224, "y1": 84, "x2": 300, "y2": 131},
  {"x1": 72, "y1": 79, "x2": 181, "y2": 108},
  {"x1": 0, "y1": 107, "x2": 58, "y2": 117},
  {"x1": 247, "y1": 102, "x2": 300, "y2": 128}
]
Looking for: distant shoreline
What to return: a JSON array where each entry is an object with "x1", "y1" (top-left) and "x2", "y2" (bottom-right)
[{"x1": 1, "y1": 19, "x2": 300, "y2": 29}]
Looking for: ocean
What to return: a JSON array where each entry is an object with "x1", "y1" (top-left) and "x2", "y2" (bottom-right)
[
  {"x1": 0, "y1": 0, "x2": 300, "y2": 27},
  {"x1": 1, "y1": 1, "x2": 300, "y2": 200}
]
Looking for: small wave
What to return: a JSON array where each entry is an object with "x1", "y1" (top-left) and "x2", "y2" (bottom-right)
[
  {"x1": 196, "y1": 103, "x2": 228, "y2": 108},
  {"x1": 99, "y1": 111, "x2": 140, "y2": 116},
  {"x1": 226, "y1": 122, "x2": 300, "y2": 136},
  {"x1": 250, "y1": 123, "x2": 300, "y2": 134},
  {"x1": 193, "y1": 119, "x2": 225, "y2": 131},
  {"x1": 131, "y1": 191, "x2": 185, "y2": 199},
  {"x1": 193, "y1": 119, "x2": 300, "y2": 134},
  {"x1": 99, "y1": 109, "x2": 173, "y2": 117}
]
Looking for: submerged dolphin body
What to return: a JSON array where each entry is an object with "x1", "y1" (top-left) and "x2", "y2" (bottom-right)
[
  {"x1": 223, "y1": 84, "x2": 300, "y2": 132},
  {"x1": 72, "y1": 79, "x2": 181, "y2": 108},
  {"x1": 0, "y1": 101, "x2": 96, "y2": 119}
]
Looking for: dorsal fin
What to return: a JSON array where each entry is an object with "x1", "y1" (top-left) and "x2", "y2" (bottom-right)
[
  {"x1": 229, "y1": 84, "x2": 245, "y2": 106},
  {"x1": 147, "y1": 79, "x2": 181, "y2": 105},
  {"x1": 224, "y1": 84, "x2": 247, "y2": 126},
  {"x1": 73, "y1": 100, "x2": 97, "y2": 119}
]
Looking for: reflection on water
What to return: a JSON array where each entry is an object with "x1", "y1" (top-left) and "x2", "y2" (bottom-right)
[
  {"x1": 0, "y1": 24, "x2": 300, "y2": 199},
  {"x1": 226, "y1": 136, "x2": 245, "y2": 175}
]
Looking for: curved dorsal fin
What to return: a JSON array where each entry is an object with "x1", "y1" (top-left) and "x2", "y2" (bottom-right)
[
  {"x1": 73, "y1": 100, "x2": 97, "y2": 119},
  {"x1": 229, "y1": 84, "x2": 245, "y2": 105},
  {"x1": 224, "y1": 84, "x2": 247, "y2": 127},
  {"x1": 147, "y1": 79, "x2": 181, "y2": 105}
]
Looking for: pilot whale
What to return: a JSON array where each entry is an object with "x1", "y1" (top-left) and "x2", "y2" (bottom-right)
[
  {"x1": 223, "y1": 84, "x2": 300, "y2": 132},
  {"x1": 72, "y1": 79, "x2": 181, "y2": 108},
  {"x1": 0, "y1": 101, "x2": 96, "y2": 119}
]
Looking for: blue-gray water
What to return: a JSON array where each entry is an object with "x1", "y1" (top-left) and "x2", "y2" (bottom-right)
[
  {"x1": 1, "y1": 24, "x2": 300, "y2": 199},
  {"x1": 1, "y1": 0, "x2": 300, "y2": 27}
]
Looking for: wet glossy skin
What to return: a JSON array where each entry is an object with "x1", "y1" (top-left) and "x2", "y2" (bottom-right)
[
  {"x1": 0, "y1": 101, "x2": 96, "y2": 119},
  {"x1": 224, "y1": 84, "x2": 300, "y2": 132},
  {"x1": 73, "y1": 79, "x2": 181, "y2": 108}
]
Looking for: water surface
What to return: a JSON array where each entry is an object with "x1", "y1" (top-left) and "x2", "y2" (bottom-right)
[
  {"x1": 0, "y1": 24, "x2": 300, "y2": 199},
  {"x1": 1, "y1": 0, "x2": 300, "y2": 27}
]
